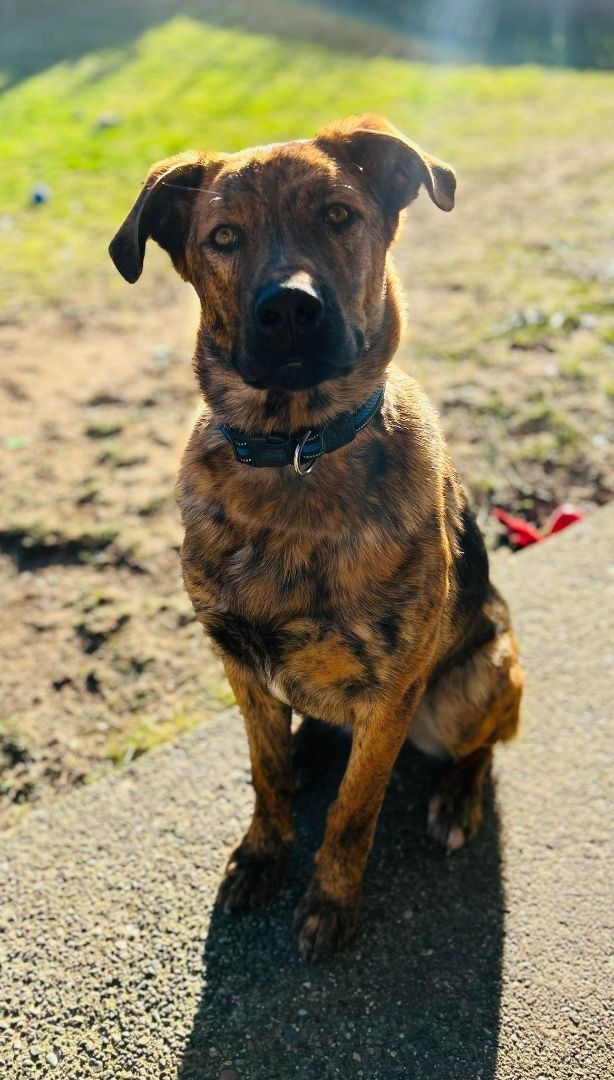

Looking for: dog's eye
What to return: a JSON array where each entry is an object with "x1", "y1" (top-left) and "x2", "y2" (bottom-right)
[
  {"x1": 209, "y1": 225, "x2": 239, "y2": 250},
  {"x1": 322, "y1": 203, "x2": 353, "y2": 228}
]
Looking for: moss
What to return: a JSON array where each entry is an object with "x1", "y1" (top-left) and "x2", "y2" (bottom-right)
[
  {"x1": 96, "y1": 445, "x2": 146, "y2": 468},
  {"x1": 559, "y1": 358, "x2": 591, "y2": 385},
  {"x1": 85, "y1": 418, "x2": 126, "y2": 439},
  {"x1": 107, "y1": 681, "x2": 235, "y2": 766}
]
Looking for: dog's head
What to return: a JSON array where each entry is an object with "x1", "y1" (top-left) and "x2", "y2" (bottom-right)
[{"x1": 110, "y1": 115, "x2": 455, "y2": 392}]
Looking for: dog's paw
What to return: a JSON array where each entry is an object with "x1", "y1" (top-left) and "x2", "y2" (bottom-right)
[
  {"x1": 218, "y1": 844, "x2": 288, "y2": 912},
  {"x1": 293, "y1": 883, "x2": 359, "y2": 962},
  {"x1": 427, "y1": 790, "x2": 483, "y2": 853}
]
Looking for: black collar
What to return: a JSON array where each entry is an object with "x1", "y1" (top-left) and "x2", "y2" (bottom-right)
[{"x1": 219, "y1": 383, "x2": 385, "y2": 473}]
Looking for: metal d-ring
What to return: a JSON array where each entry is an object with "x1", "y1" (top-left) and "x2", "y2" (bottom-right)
[{"x1": 293, "y1": 430, "x2": 318, "y2": 476}]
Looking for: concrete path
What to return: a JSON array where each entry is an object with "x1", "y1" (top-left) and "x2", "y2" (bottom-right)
[{"x1": 1, "y1": 506, "x2": 612, "y2": 1079}]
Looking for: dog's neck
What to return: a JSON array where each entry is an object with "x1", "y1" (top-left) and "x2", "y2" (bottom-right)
[{"x1": 193, "y1": 276, "x2": 402, "y2": 435}]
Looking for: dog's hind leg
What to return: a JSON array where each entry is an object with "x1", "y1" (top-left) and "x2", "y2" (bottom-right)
[
  {"x1": 427, "y1": 745, "x2": 494, "y2": 852},
  {"x1": 409, "y1": 590, "x2": 524, "y2": 852}
]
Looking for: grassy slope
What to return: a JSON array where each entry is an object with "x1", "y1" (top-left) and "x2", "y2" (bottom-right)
[{"x1": 0, "y1": 2, "x2": 612, "y2": 309}]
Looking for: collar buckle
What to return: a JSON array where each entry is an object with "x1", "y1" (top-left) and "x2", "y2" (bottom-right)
[{"x1": 245, "y1": 433, "x2": 292, "y2": 468}]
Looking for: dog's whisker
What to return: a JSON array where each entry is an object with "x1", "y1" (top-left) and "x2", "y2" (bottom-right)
[{"x1": 158, "y1": 181, "x2": 223, "y2": 196}]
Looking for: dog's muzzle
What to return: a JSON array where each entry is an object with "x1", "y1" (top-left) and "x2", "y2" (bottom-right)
[
  {"x1": 255, "y1": 278, "x2": 324, "y2": 344},
  {"x1": 236, "y1": 275, "x2": 356, "y2": 390}
]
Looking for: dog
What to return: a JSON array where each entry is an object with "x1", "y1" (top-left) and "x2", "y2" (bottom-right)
[{"x1": 109, "y1": 115, "x2": 523, "y2": 961}]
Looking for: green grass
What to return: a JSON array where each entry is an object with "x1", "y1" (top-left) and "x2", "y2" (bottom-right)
[
  {"x1": 107, "y1": 684, "x2": 236, "y2": 766},
  {"x1": 0, "y1": 1, "x2": 613, "y2": 309}
]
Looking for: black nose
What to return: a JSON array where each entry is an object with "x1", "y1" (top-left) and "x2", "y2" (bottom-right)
[{"x1": 255, "y1": 281, "x2": 324, "y2": 340}]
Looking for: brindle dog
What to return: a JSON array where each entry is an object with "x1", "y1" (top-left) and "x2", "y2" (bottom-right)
[{"x1": 110, "y1": 115, "x2": 523, "y2": 961}]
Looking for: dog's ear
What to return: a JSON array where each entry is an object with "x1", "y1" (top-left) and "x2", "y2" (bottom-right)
[
  {"x1": 315, "y1": 114, "x2": 455, "y2": 225},
  {"x1": 109, "y1": 152, "x2": 217, "y2": 283}
]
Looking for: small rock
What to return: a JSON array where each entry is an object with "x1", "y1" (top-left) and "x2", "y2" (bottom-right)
[
  {"x1": 30, "y1": 183, "x2": 51, "y2": 206},
  {"x1": 46, "y1": 1051, "x2": 59, "y2": 1067},
  {"x1": 151, "y1": 345, "x2": 174, "y2": 368},
  {"x1": 549, "y1": 311, "x2": 579, "y2": 331},
  {"x1": 524, "y1": 307, "x2": 548, "y2": 326},
  {"x1": 95, "y1": 112, "x2": 121, "y2": 130}
]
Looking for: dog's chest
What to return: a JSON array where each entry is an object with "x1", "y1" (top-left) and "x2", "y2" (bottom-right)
[
  {"x1": 206, "y1": 602, "x2": 384, "y2": 722},
  {"x1": 183, "y1": 514, "x2": 405, "y2": 721}
]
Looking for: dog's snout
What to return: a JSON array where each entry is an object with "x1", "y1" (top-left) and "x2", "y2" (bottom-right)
[
  {"x1": 255, "y1": 279, "x2": 324, "y2": 339},
  {"x1": 244, "y1": 270, "x2": 354, "y2": 389}
]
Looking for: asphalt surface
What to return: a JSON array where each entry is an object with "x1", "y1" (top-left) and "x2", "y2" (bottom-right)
[{"x1": 1, "y1": 505, "x2": 612, "y2": 1080}]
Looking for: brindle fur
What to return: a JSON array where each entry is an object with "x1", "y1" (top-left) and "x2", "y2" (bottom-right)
[{"x1": 110, "y1": 115, "x2": 523, "y2": 961}]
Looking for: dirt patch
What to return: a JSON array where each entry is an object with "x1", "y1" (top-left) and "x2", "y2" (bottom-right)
[
  {"x1": 0, "y1": 291, "x2": 230, "y2": 827},
  {"x1": 397, "y1": 143, "x2": 614, "y2": 536},
  {"x1": 1, "y1": 138, "x2": 612, "y2": 827}
]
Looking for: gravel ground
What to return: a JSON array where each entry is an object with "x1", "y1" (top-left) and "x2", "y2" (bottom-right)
[{"x1": 1, "y1": 507, "x2": 612, "y2": 1080}]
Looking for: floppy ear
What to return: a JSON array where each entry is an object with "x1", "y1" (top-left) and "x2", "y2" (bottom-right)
[
  {"x1": 109, "y1": 152, "x2": 214, "y2": 283},
  {"x1": 316, "y1": 114, "x2": 456, "y2": 224}
]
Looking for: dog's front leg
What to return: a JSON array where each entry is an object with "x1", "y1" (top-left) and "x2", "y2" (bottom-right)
[
  {"x1": 295, "y1": 683, "x2": 423, "y2": 961},
  {"x1": 218, "y1": 674, "x2": 293, "y2": 912}
]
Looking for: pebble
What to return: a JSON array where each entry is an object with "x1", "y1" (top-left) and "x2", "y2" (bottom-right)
[
  {"x1": 151, "y1": 345, "x2": 174, "y2": 368},
  {"x1": 95, "y1": 113, "x2": 121, "y2": 130},
  {"x1": 30, "y1": 183, "x2": 51, "y2": 205},
  {"x1": 46, "y1": 1051, "x2": 59, "y2": 1067}
]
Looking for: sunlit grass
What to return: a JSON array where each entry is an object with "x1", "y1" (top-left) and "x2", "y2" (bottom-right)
[
  {"x1": 0, "y1": 8, "x2": 612, "y2": 309},
  {"x1": 106, "y1": 683, "x2": 236, "y2": 766}
]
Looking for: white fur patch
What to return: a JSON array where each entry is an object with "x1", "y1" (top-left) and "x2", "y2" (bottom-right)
[
  {"x1": 267, "y1": 677, "x2": 290, "y2": 705},
  {"x1": 407, "y1": 700, "x2": 448, "y2": 758}
]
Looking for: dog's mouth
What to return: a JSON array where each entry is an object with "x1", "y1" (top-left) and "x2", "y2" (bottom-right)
[
  {"x1": 241, "y1": 352, "x2": 332, "y2": 390},
  {"x1": 242, "y1": 356, "x2": 352, "y2": 391},
  {"x1": 277, "y1": 357, "x2": 304, "y2": 371},
  {"x1": 234, "y1": 328, "x2": 364, "y2": 392}
]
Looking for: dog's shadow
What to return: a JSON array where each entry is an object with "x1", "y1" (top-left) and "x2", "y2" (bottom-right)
[{"x1": 179, "y1": 726, "x2": 503, "y2": 1080}]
